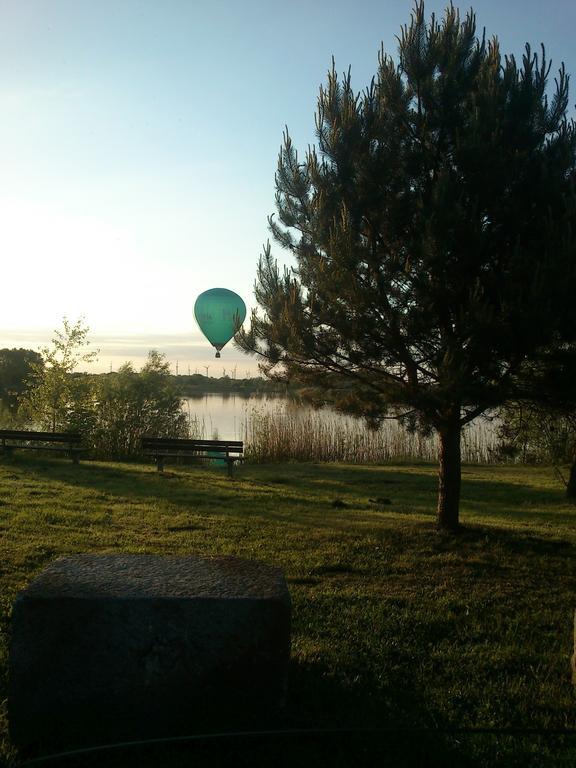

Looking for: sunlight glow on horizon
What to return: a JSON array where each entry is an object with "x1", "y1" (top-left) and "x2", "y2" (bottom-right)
[{"x1": 0, "y1": 327, "x2": 260, "y2": 376}]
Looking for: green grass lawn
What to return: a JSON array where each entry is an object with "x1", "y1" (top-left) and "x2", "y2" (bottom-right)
[{"x1": 1, "y1": 456, "x2": 576, "y2": 767}]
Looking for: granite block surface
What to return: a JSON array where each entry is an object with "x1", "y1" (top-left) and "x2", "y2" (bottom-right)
[{"x1": 9, "y1": 554, "x2": 291, "y2": 752}]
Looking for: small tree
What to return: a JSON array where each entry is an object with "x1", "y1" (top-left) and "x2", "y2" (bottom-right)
[
  {"x1": 20, "y1": 318, "x2": 98, "y2": 432},
  {"x1": 238, "y1": 2, "x2": 576, "y2": 530},
  {"x1": 90, "y1": 351, "x2": 188, "y2": 457}
]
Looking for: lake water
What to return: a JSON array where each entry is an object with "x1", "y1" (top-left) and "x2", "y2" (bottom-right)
[
  {"x1": 183, "y1": 393, "x2": 293, "y2": 441},
  {"x1": 184, "y1": 392, "x2": 379, "y2": 441},
  {"x1": 183, "y1": 393, "x2": 501, "y2": 463}
]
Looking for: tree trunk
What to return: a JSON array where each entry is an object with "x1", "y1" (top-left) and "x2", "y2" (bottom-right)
[
  {"x1": 437, "y1": 420, "x2": 462, "y2": 532},
  {"x1": 566, "y1": 460, "x2": 576, "y2": 499}
]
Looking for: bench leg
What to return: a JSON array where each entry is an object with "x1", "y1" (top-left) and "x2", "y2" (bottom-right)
[
  {"x1": 71, "y1": 452, "x2": 80, "y2": 465},
  {"x1": 156, "y1": 457, "x2": 164, "y2": 472},
  {"x1": 2, "y1": 446, "x2": 14, "y2": 461},
  {"x1": 227, "y1": 459, "x2": 234, "y2": 479}
]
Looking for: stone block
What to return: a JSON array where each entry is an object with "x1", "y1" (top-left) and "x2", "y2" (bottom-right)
[{"x1": 9, "y1": 554, "x2": 291, "y2": 752}]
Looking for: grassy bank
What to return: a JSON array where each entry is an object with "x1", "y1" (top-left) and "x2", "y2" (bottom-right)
[{"x1": 1, "y1": 457, "x2": 576, "y2": 766}]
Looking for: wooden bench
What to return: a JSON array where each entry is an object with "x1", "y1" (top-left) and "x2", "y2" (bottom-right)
[
  {"x1": 141, "y1": 437, "x2": 244, "y2": 477},
  {"x1": 0, "y1": 430, "x2": 83, "y2": 463}
]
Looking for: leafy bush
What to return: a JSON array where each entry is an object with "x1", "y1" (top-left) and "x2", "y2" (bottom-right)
[
  {"x1": 0, "y1": 348, "x2": 43, "y2": 411},
  {"x1": 496, "y1": 403, "x2": 576, "y2": 464},
  {"x1": 87, "y1": 351, "x2": 189, "y2": 458}
]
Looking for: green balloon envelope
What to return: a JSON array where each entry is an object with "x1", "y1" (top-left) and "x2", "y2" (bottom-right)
[{"x1": 194, "y1": 288, "x2": 247, "y2": 357}]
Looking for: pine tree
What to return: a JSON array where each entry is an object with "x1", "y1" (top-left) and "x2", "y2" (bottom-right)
[{"x1": 237, "y1": 2, "x2": 576, "y2": 531}]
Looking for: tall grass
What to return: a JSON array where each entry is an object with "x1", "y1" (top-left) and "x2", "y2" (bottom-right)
[{"x1": 242, "y1": 403, "x2": 501, "y2": 463}]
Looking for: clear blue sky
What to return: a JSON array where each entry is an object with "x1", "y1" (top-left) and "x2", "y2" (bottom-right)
[{"x1": 1, "y1": 0, "x2": 575, "y2": 373}]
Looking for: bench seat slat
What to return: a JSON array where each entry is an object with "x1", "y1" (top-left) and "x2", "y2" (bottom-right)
[
  {"x1": 143, "y1": 451, "x2": 240, "y2": 460},
  {"x1": 141, "y1": 438, "x2": 242, "y2": 448},
  {"x1": 143, "y1": 445, "x2": 242, "y2": 453},
  {"x1": 155, "y1": 444, "x2": 243, "y2": 451},
  {"x1": 6, "y1": 445, "x2": 83, "y2": 452},
  {"x1": 143, "y1": 449, "x2": 242, "y2": 456},
  {"x1": 0, "y1": 430, "x2": 81, "y2": 443}
]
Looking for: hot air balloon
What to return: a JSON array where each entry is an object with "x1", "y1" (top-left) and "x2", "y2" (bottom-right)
[{"x1": 194, "y1": 288, "x2": 247, "y2": 358}]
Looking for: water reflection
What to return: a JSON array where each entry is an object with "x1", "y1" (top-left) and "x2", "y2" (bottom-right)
[
  {"x1": 184, "y1": 393, "x2": 288, "y2": 441},
  {"x1": 182, "y1": 394, "x2": 500, "y2": 463}
]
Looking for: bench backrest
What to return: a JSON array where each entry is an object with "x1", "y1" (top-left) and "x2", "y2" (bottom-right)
[
  {"x1": 141, "y1": 437, "x2": 243, "y2": 455},
  {"x1": 0, "y1": 430, "x2": 81, "y2": 444}
]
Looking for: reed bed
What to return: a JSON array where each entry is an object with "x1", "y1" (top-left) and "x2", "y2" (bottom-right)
[{"x1": 241, "y1": 402, "x2": 501, "y2": 464}]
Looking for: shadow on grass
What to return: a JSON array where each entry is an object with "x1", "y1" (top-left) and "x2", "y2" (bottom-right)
[
  {"x1": 15, "y1": 659, "x2": 477, "y2": 768},
  {"x1": 9, "y1": 608, "x2": 576, "y2": 768},
  {"x1": 4, "y1": 460, "x2": 576, "y2": 598},
  {"x1": 3, "y1": 455, "x2": 575, "y2": 540},
  {"x1": 19, "y1": 655, "x2": 574, "y2": 768}
]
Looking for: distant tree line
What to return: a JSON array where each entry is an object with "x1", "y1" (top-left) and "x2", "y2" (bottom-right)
[{"x1": 173, "y1": 373, "x2": 289, "y2": 397}]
